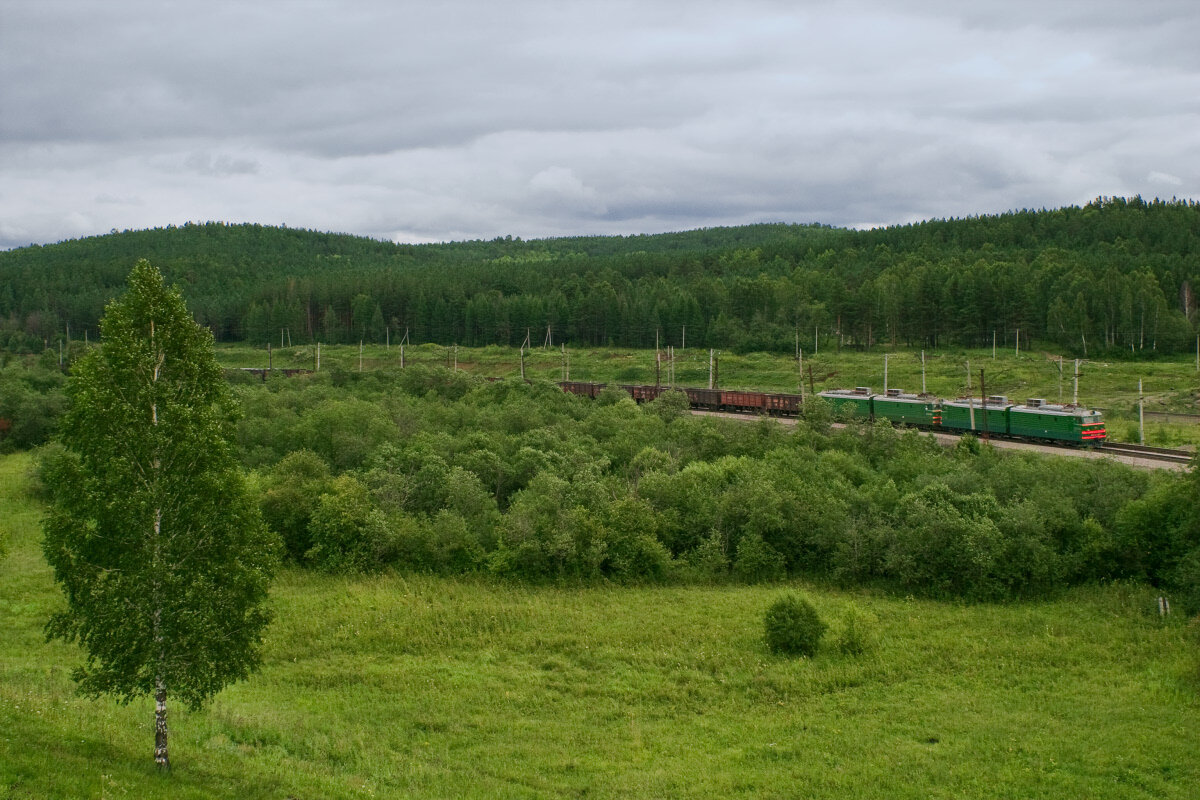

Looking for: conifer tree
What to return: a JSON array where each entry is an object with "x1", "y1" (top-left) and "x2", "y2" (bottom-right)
[{"x1": 42, "y1": 260, "x2": 278, "y2": 770}]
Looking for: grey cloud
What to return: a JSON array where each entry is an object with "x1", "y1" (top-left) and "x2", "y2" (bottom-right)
[
  {"x1": 2, "y1": 0, "x2": 1198, "y2": 249},
  {"x1": 184, "y1": 153, "x2": 260, "y2": 177}
]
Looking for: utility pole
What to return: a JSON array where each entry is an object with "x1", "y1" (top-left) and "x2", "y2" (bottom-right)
[
  {"x1": 359, "y1": 340, "x2": 363, "y2": 371},
  {"x1": 883, "y1": 353, "x2": 889, "y2": 394},
  {"x1": 1073, "y1": 359, "x2": 1080, "y2": 405},
  {"x1": 1139, "y1": 379, "x2": 1145, "y2": 445},
  {"x1": 656, "y1": 329, "x2": 660, "y2": 386},
  {"x1": 980, "y1": 369, "x2": 989, "y2": 444},
  {"x1": 1015, "y1": 328, "x2": 1020, "y2": 357},
  {"x1": 682, "y1": 324, "x2": 686, "y2": 350},
  {"x1": 798, "y1": 346, "x2": 804, "y2": 401},
  {"x1": 520, "y1": 329, "x2": 530, "y2": 381},
  {"x1": 966, "y1": 359, "x2": 971, "y2": 390},
  {"x1": 921, "y1": 350, "x2": 926, "y2": 394},
  {"x1": 316, "y1": 341, "x2": 320, "y2": 371}
]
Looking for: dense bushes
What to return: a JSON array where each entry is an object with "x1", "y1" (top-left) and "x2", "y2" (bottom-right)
[
  {"x1": 0, "y1": 361, "x2": 67, "y2": 451},
  {"x1": 222, "y1": 369, "x2": 1197, "y2": 603}
]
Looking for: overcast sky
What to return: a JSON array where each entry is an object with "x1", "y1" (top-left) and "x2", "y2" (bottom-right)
[{"x1": 2, "y1": 0, "x2": 1198, "y2": 250}]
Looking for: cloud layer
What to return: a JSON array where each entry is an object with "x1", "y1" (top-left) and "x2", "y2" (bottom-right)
[{"x1": 3, "y1": 0, "x2": 1199, "y2": 248}]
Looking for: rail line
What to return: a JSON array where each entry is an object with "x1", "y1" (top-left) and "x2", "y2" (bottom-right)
[{"x1": 1097, "y1": 442, "x2": 1195, "y2": 465}]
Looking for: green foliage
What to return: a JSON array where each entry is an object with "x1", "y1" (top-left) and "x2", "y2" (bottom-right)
[
  {"x1": 648, "y1": 389, "x2": 691, "y2": 422},
  {"x1": 832, "y1": 604, "x2": 880, "y2": 656},
  {"x1": 4, "y1": 201, "x2": 1200, "y2": 363},
  {"x1": 40, "y1": 261, "x2": 278, "y2": 729},
  {"x1": 732, "y1": 532, "x2": 786, "y2": 583},
  {"x1": 0, "y1": 361, "x2": 67, "y2": 450},
  {"x1": 306, "y1": 475, "x2": 392, "y2": 573},
  {"x1": 5, "y1": 451, "x2": 1200, "y2": 797},
  {"x1": 257, "y1": 449, "x2": 334, "y2": 562},
  {"x1": 763, "y1": 593, "x2": 826, "y2": 657}
]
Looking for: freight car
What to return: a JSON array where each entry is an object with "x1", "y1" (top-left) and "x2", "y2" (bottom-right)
[{"x1": 556, "y1": 381, "x2": 1106, "y2": 446}]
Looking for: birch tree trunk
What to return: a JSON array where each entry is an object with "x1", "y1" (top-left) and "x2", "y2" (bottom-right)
[{"x1": 155, "y1": 679, "x2": 169, "y2": 770}]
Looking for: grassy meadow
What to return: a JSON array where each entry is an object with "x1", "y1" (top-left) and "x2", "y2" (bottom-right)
[
  {"x1": 218, "y1": 341, "x2": 1200, "y2": 447},
  {"x1": 2, "y1": 450, "x2": 1198, "y2": 798}
]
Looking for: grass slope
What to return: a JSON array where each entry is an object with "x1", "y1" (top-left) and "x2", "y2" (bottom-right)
[{"x1": 2, "y1": 452, "x2": 1198, "y2": 798}]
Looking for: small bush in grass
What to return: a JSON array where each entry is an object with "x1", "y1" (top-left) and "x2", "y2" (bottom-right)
[
  {"x1": 763, "y1": 594, "x2": 826, "y2": 657},
  {"x1": 833, "y1": 604, "x2": 880, "y2": 656}
]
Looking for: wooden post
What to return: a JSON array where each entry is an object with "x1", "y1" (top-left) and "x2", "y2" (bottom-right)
[
  {"x1": 883, "y1": 353, "x2": 889, "y2": 394},
  {"x1": 268, "y1": 342, "x2": 272, "y2": 371},
  {"x1": 682, "y1": 324, "x2": 686, "y2": 350},
  {"x1": 359, "y1": 341, "x2": 363, "y2": 371},
  {"x1": 1015, "y1": 328, "x2": 1020, "y2": 357}
]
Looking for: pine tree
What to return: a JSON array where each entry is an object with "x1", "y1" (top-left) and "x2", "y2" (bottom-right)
[{"x1": 42, "y1": 260, "x2": 278, "y2": 770}]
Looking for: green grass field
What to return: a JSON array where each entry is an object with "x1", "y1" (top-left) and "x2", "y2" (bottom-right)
[
  {"x1": 218, "y1": 342, "x2": 1200, "y2": 447},
  {"x1": 2, "y1": 451, "x2": 1198, "y2": 798}
]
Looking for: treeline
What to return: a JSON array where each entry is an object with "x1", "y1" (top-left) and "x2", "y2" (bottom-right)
[
  {"x1": 3, "y1": 196, "x2": 1200, "y2": 356},
  {"x1": 233, "y1": 368, "x2": 1198, "y2": 604}
]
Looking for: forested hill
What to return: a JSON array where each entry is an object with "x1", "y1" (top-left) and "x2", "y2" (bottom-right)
[{"x1": 3, "y1": 196, "x2": 1199, "y2": 356}]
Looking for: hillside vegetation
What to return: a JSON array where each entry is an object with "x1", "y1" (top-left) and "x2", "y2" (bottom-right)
[
  {"x1": 3, "y1": 197, "x2": 1199, "y2": 357},
  {"x1": 2, "y1": 451, "x2": 1198, "y2": 799}
]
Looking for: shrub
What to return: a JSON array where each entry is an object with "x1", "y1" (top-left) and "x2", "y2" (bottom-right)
[
  {"x1": 833, "y1": 604, "x2": 880, "y2": 656},
  {"x1": 306, "y1": 475, "x2": 390, "y2": 573},
  {"x1": 763, "y1": 594, "x2": 826, "y2": 657},
  {"x1": 733, "y1": 532, "x2": 786, "y2": 583}
]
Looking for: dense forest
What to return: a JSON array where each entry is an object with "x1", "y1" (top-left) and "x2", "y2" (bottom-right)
[
  {"x1": 29, "y1": 364, "x2": 1196, "y2": 606},
  {"x1": 2, "y1": 196, "x2": 1199, "y2": 356}
]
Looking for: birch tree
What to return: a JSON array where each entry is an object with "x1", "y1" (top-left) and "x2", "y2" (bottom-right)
[{"x1": 42, "y1": 260, "x2": 278, "y2": 770}]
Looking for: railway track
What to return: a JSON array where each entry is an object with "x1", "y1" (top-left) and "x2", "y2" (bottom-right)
[{"x1": 1096, "y1": 442, "x2": 1195, "y2": 465}]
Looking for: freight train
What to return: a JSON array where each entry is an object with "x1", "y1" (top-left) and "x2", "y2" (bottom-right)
[{"x1": 558, "y1": 382, "x2": 1107, "y2": 446}]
